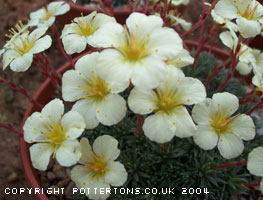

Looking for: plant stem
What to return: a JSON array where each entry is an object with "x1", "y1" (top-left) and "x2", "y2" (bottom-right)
[
  {"x1": 0, "y1": 77, "x2": 43, "y2": 108},
  {"x1": 37, "y1": 54, "x2": 62, "y2": 85},
  {"x1": 0, "y1": 123, "x2": 22, "y2": 137},
  {"x1": 181, "y1": 0, "x2": 219, "y2": 38},
  {"x1": 51, "y1": 25, "x2": 75, "y2": 69},
  {"x1": 243, "y1": 180, "x2": 261, "y2": 188},
  {"x1": 211, "y1": 160, "x2": 247, "y2": 170},
  {"x1": 246, "y1": 97, "x2": 263, "y2": 115}
]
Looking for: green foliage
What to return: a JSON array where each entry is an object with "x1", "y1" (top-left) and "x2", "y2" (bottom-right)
[{"x1": 73, "y1": 51, "x2": 263, "y2": 200}]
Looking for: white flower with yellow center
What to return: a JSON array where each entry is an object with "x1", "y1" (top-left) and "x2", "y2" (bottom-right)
[
  {"x1": 192, "y1": 92, "x2": 255, "y2": 159},
  {"x1": 62, "y1": 52, "x2": 128, "y2": 129},
  {"x1": 71, "y1": 136, "x2": 128, "y2": 200},
  {"x1": 214, "y1": 0, "x2": 263, "y2": 38},
  {"x1": 219, "y1": 29, "x2": 255, "y2": 75},
  {"x1": 128, "y1": 67, "x2": 206, "y2": 143},
  {"x1": 29, "y1": 1, "x2": 70, "y2": 28},
  {"x1": 23, "y1": 99, "x2": 86, "y2": 171},
  {"x1": 90, "y1": 12, "x2": 183, "y2": 89},
  {"x1": 61, "y1": 11, "x2": 116, "y2": 55},
  {"x1": 2, "y1": 27, "x2": 52, "y2": 72},
  {"x1": 247, "y1": 147, "x2": 263, "y2": 193}
]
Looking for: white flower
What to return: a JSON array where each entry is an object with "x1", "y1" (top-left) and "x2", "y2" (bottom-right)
[
  {"x1": 163, "y1": 48, "x2": 194, "y2": 69},
  {"x1": 23, "y1": 99, "x2": 86, "y2": 171},
  {"x1": 90, "y1": 12, "x2": 183, "y2": 89},
  {"x1": 171, "y1": 0, "x2": 190, "y2": 6},
  {"x1": 71, "y1": 135, "x2": 128, "y2": 200},
  {"x1": 219, "y1": 29, "x2": 255, "y2": 75},
  {"x1": 214, "y1": 0, "x2": 263, "y2": 38},
  {"x1": 128, "y1": 67, "x2": 206, "y2": 143},
  {"x1": 236, "y1": 61, "x2": 252, "y2": 75},
  {"x1": 2, "y1": 27, "x2": 52, "y2": 72},
  {"x1": 30, "y1": 1, "x2": 70, "y2": 28},
  {"x1": 62, "y1": 52, "x2": 128, "y2": 129},
  {"x1": 252, "y1": 73, "x2": 263, "y2": 92},
  {"x1": 247, "y1": 147, "x2": 263, "y2": 176},
  {"x1": 170, "y1": 16, "x2": 192, "y2": 31},
  {"x1": 61, "y1": 11, "x2": 116, "y2": 55},
  {"x1": 192, "y1": 92, "x2": 255, "y2": 159},
  {"x1": 250, "y1": 49, "x2": 263, "y2": 74}
]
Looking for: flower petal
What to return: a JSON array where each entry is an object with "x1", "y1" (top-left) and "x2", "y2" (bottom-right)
[
  {"x1": 96, "y1": 94, "x2": 127, "y2": 126},
  {"x1": 56, "y1": 140, "x2": 81, "y2": 167},
  {"x1": 247, "y1": 147, "x2": 263, "y2": 176},
  {"x1": 72, "y1": 100, "x2": 99, "y2": 129},
  {"x1": 2, "y1": 49, "x2": 20, "y2": 70},
  {"x1": 48, "y1": 1, "x2": 70, "y2": 16},
  {"x1": 61, "y1": 111, "x2": 85, "y2": 139},
  {"x1": 128, "y1": 87, "x2": 157, "y2": 115},
  {"x1": 131, "y1": 56, "x2": 167, "y2": 89},
  {"x1": 10, "y1": 53, "x2": 33, "y2": 72},
  {"x1": 104, "y1": 161, "x2": 128, "y2": 186},
  {"x1": 23, "y1": 112, "x2": 49, "y2": 143},
  {"x1": 30, "y1": 143, "x2": 54, "y2": 171},
  {"x1": 147, "y1": 27, "x2": 183, "y2": 58},
  {"x1": 212, "y1": 92, "x2": 239, "y2": 116},
  {"x1": 62, "y1": 34, "x2": 87, "y2": 55},
  {"x1": 88, "y1": 22, "x2": 125, "y2": 48},
  {"x1": 172, "y1": 106, "x2": 196, "y2": 138},
  {"x1": 228, "y1": 114, "x2": 255, "y2": 141},
  {"x1": 71, "y1": 165, "x2": 90, "y2": 188},
  {"x1": 62, "y1": 70, "x2": 87, "y2": 102},
  {"x1": 97, "y1": 49, "x2": 133, "y2": 83},
  {"x1": 192, "y1": 98, "x2": 217, "y2": 125},
  {"x1": 75, "y1": 52, "x2": 99, "y2": 77},
  {"x1": 176, "y1": 77, "x2": 206, "y2": 105},
  {"x1": 29, "y1": 35, "x2": 52, "y2": 54},
  {"x1": 79, "y1": 137, "x2": 93, "y2": 165},
  {"x1": 237, "y1": 16, "x2": 261, "y2": 38},
  {"x1": 143, "y1": 113, "x2": 176, "y2": 143},
  {"x1": 214, "y1": 0, "x2": 238, "y2": 19},
  {"x1": 217, "y1": 133, "x2": 244, "y2": 159},
  {"x1": 193, "y1": 124, "x2": 218, "y2": 150},
  {"x1": 41, "y1": 98, "x2": 64, "y2": 125},
  {"x1": 93, "y1": 135, "x2": 120, "y2": 161}
]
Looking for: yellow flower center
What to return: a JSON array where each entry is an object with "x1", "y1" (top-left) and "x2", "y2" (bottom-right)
[
  {"x1": 210, "y1": 110, "x2": 239, "y2": 134},
  {"x1": 155, "y1": 86, "x2": 181, "y2": 114},
  {"x1": 85, "y1": 153, "x2": 107, "y2": 180},
  {"x1": 240, "y1": 4, "x2": 259, "y2": 20},
  {"x1": 5, "y1": 21, "x2": 28, "y2": 47},
  {"x1": 13, "y1": 36, "x2": 34, "y2": 55},
  {"x1": 77, "y1": 71, "x2": 110, "y2": 102},
  {"x1": 119, "y1": 25, "x2": 150, "y2": 61},
  {"x1": 74, "y1": 17, "x2": 95, "y2": 37}
]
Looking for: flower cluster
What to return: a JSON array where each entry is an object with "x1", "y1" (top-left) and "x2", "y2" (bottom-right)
[{"x1": 1, "y1": 0, "x2": 263, "y2": 199}]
